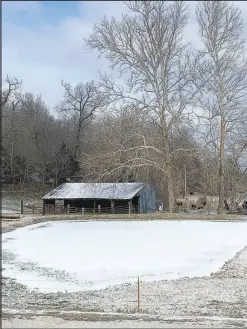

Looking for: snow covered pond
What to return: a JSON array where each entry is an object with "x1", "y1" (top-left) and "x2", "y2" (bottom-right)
[{"x1": 2, "y1": 220, "x2": 247, "y2": 293}]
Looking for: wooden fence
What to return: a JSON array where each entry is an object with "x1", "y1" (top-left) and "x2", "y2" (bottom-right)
[{"x1": 21, "y1": 201, "x2": 139, "y2": 215}]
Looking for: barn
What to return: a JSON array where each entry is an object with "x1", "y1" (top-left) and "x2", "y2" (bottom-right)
[{"x1": 42, "y1": 182, "x2": 156, "y2": 214}]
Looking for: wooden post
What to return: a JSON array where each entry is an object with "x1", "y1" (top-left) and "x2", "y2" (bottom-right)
[
  {"x1": 98, "y1": 205, "x2": 101, "y2": 213},
  {"x1": 93, "y1": 201, "x2": 96, "y2": 213},
  {"x1": 129, "y1": 200, "x2": 132, "y2": 214},
  {"x1": 82, "y1": 207, "x2": 85, "y2": 214},
  {"x1": 67, "y1": 204, "x2": 70, "y2": 214},
  {"x1": 21, "y1": 200, "x2": 24, "y2": 214},
  {"x1": 184, "y1": 164, "x2": 187, "y2": 198},
  {"x1": 32, "y1": 204, "x2": 35, "y2": 214},
  {"x1": 111, "y1": 200, "x2": 115, "y2": 214},
  {"x1": 137, "y1": 276, "x2": 140, "y2": 312},
  {"x1": 42, "y1": 201, "x2": 45, "y2": 216}
]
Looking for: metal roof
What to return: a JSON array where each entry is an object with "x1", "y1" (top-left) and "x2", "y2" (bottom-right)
[{"x1": 42, "y1": 182, "x2": 146, "y2": 200}]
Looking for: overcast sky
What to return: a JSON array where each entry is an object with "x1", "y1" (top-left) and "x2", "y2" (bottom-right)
[{"x1": 3, "y1": 1, "x2": 247, "y2": 112}]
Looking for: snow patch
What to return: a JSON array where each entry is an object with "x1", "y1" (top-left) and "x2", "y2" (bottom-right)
[{"x1": 2, "y1": 220, "x2": 247, "y2": 293}]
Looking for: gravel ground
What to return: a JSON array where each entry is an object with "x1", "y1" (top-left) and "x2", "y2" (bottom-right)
[{"x1": 2, "y1": 217, "x2": 247, "y2": 328}]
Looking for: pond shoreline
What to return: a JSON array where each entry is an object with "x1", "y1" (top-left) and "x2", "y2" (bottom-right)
[
  {"x1": 2, "y1": 216, "x2": 247, "y2": 328},
  {"x1": 2, "y1": 213, "x2": 247, "y2": 234}
]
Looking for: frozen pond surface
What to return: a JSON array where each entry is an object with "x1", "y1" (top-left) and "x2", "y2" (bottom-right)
[{"x1": 2, "y1": 220, "x2": 247, "y2": 293}]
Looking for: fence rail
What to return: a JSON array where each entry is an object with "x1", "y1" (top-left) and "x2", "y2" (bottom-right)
[{"x1": 22, "y1": 202, "x2": 139, "y2": 215}]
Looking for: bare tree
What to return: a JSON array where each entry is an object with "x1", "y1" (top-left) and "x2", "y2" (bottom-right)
[
  {"x1": 1, "y1": 75, "x2": 22, "y2": 109},
  {"x1": 57, "y1": 80, "x2": 108, "y2": 160},
  {"x1": 86, "y1": 1, "x2": 205, "y2": 212},
  {"x1": 1, "y1": 75, "x2": 23, "y2": 143},
  {"x1": 196, "y1": 1, "x2": 247, "y2": 213},
  {"x1": 1, "y1": 76, "x2": 23, "y2": 185}
]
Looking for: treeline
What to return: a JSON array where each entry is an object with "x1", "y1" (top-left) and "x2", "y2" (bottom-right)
[{"x1": 2, "y1": 1, "x2": 247, "y2": 213}]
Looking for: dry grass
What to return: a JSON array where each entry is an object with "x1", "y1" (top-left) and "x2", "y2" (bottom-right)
[
  {"x1": 2, "y1": 212, "x2": 246, "y2": 235},
  {"x1": 33, "y1": 212, "x2": 247, "y2": 222}
]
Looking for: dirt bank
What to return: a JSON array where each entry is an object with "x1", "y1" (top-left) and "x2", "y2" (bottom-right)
[{"x1": 3, "y1": 314, "x2": 247, "y2": 328}]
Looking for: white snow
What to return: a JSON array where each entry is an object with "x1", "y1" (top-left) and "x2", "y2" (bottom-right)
[
  {"x1": 2, "y1": 220, "x2": 247, "y2": 293},
  {"x1": 42, "y1": 182, "x2": 145, "y2": 200},
  {"x1": 1, "y1": 208, "x2": 16, "y2": 213}
]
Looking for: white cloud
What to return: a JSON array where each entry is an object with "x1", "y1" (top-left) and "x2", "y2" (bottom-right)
[
  {"x1": 77, "y1": 1, "x2": 127, "y2": 20},
  {"x1": 3, "y1": 1, "x2": 42, "y2": 16},
  {"x1": 2, "y1": 1, "x2": 247, "y2": 111},
  {"x1": 2, "y1": 1, "x2": 127, "y2": 110}
]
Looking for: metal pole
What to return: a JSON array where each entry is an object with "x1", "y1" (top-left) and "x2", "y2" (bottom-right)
[
  {"x1": 42, "y1": 200, "x2": 45, "y2": 216},
  {"x1": 184, "y1": 165, "x2": 187, "y2": 197},
  {"x1": 21, "y1": 200, "x2": 24, "y2": 214}
]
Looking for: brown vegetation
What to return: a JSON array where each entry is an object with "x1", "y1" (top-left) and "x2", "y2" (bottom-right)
[{"x1": 2, "y1": 1, "x2": 247, "y2": 214}]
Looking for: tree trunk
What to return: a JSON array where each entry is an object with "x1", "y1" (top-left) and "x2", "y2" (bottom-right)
[
  {"x1": 166, "y1": 160, "x2": 175, "y2": 213},
  {"x1": 75, "y1": 121, "x2": 82, "y2": 160},
  {"x1": 21, "y1": 171, "x2": 26, "y2": 190},
  {"x1": 10, "y1": 144, "x2": 15, "y2": 186},
  {"x1": 218, "y1": 116, "x2": 225, "y2": 214},
  {"x1": 163, "y1": 127, "x2": 175, "y2": 213},
  {"x1": 55, "y1": 168, "x2": 58, "y2": 188}
]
